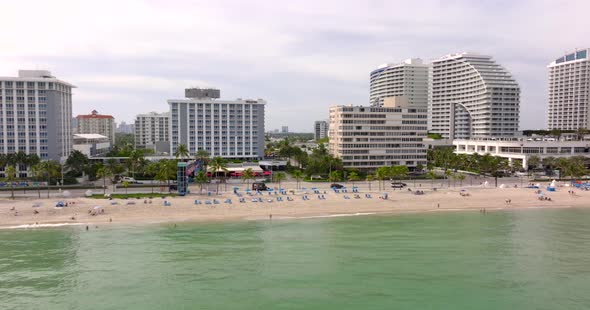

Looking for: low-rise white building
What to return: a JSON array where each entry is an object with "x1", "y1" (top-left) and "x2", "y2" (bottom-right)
[
  {"x1": 73, "y1": 133, "x2": 111, "y2": 157},
  {"x1": 454, "y1": 138, "x2": 590, "y2": 169}
]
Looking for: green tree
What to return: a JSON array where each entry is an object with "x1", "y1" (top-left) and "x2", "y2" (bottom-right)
[
  {"x1": 328, "y1": 170, "x2": 342, "y2": 183},
  {"x1": 122, "y1": 180, "x2": 129, "y2": 195},
  {"x1": 105, "y1": 159, "x2": 125, "y2": 191},
  {"x1": 291, "y1": 170, "x2": 304, "y2": 189},
  {"x1": 174, "y1": 144, "x2": 190, "y2": 161},
  {"x1": 273, "y1": 172, "x2": 286, "y2": 189},
  {"x1": 375, "y1": 166, "x2": 391, "y2": 191},
  {"x1": 145, "y1": 161, "x2": 160, "y2": 193},
  {"x1": 196, "y1": 149, "x2": 210, "y2": 169},
  {"x1": 427, "y1": 169, "x2": 437, "y2": 189},
  {"x1": 65, "y1": 150, "x2": 89, "y2": 177},
  {"x1": 242, "y1": 168, "x2": 255, "y2": 186},
  {"x1": 4, "y1": 165, "x2": 17, "y2": 199},
  {"x1": 33, "y1": 161, "x2": 61, "y2": 198},
  {"x1": 96, "y1": 165, "x2": 110, "y2": 195},
  {"x1": 366, "y1": 175, "x2": 374, "y2": 191},
  {"x1": 195, "y1": 170, "x2": 208, "y2": 194},
  {"x1": 209, "y1": 157, "x2": 228, "y2": 193},
  {"x1": 456, "y1": 172, "x2": 466, "y2": 187},
  {"x1": 127, "y1": 149, "x2": 145, "y2": 178},
  {"x1": 527, "y1": 155, "x2": 541, "y2": 171},
  {"x1": 347, "y1": 171, "x2": 360, "y2": 187}
]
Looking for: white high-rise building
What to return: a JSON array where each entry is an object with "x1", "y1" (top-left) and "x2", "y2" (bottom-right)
[
  {"x1": 369, "y1": 58, "x2": 429, "y2": 107},
  {"x1": 429, "y1": 53, "x2": 520, "y2": 139},
  {"x1": 134, "y1": 112, "x2": 170, "y2": 152},
  {"x1": 314, "y1": 120, "x2": 328, "y2": 140},
  {"x1": 547, "y1": 49, "x2": 590, "y2": 130},
  {"x1": 76, "y1": 110, "x2": 116, "y2": 144},
  {"x1": 169, "y1": 89, "x2": 266, "y2": 159},
  {"x1": 0, "y1": 70, "x2": 74, "y2": 162},
  {"x1": 329, "y1": 97, "x2": 428, "y2": 170}
]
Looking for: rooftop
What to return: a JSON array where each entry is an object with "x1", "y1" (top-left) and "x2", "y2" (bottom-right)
[{"x1": 77, "y1": 110, "x2": 114, "y2": 119}]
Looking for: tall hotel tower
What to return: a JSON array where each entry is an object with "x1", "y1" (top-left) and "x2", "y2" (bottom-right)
[
  {"x1": 547, "y1": 49, "x2": 590, "y2": 130},
  {"x1": 429, "y1": 53, "x2": 520, "y2": 139},
  {"x1": 0, "y1": 70, "x2": 74, "y2": 162},
  {"x1": 369, "y1": 58, "x2": 429, "y2": 107},
  {"x1": 168, "y1": 88, "x2": 265, "y2": 159}
]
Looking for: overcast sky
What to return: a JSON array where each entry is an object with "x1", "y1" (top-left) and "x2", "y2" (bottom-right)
[{"x1": 1, "y1": 0, "x2": 588, "y2": 132}]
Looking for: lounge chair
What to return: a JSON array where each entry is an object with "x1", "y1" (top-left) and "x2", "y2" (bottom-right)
[{"x1": 194, "y1": 200, "x2": 201, "y2": 205}]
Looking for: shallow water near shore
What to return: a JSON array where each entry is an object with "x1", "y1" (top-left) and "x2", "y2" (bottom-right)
[{"x1": 2, "y1": 208, "x2": 590, "y2": 309}]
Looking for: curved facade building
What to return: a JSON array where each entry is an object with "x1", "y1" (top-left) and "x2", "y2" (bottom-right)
[
  {"x1": 369, "y1": 58, "x2": 429, "y2": 107},
  {"x1": 547, "y1": 49, "x2": 590, "y2": 130},
  {"x1": 429, "y1": 53, "x2": 520, "y2": 139}
]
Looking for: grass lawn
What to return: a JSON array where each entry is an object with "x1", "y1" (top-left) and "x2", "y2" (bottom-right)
[{"x1": 88, "y1": 193, "x2": 178, "y2": 199}]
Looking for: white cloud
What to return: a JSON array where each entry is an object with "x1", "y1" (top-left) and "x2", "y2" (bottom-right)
[{"x1": 0, "y1": 0, "x2": 589, "y2": 130}]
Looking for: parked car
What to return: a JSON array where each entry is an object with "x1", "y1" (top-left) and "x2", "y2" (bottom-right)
[
  {"x1": 330, "y1": 183, "x2": 344, "y2": 189},
  {"x1": 391, "y1": 182, "x2": 407, "y2": 188},
  {"x1": 252, "y1": 182, "x2": 268, "y2": 191},
  {"x1": 121, "y1": 177, "x2": 142, "y2": 184}
]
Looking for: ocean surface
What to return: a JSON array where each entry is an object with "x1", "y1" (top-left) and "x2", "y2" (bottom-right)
[{"x1": 2, "y1": 208, "x2": 590, "y2": 309}]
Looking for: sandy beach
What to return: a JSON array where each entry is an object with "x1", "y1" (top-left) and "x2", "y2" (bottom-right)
[{"x1": 0, "y1": 182, "x2": 587, "y2": 229}]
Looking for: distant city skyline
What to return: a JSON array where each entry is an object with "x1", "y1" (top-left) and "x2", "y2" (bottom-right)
[{"x1": 1, "y1": 0, "x2": 588, "y2": 131}]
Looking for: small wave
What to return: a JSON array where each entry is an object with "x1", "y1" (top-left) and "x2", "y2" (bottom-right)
[
  {"x1": 299, "y1": 212, "x2": 376, "y2": 219},
  {"x1": 1, "y1": 223, "x2": 85, "y2": 230}
]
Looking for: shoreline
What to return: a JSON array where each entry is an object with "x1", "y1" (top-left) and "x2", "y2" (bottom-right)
[{"x1": 0, "y1": 185, "x2": 586, "y2": 230}]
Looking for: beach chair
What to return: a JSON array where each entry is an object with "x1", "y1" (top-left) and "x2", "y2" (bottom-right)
[
  {"x1": 224, "y1": 199, "x2": 232, "y2": 204},
  {"x1": 344, "y1": 195, "x2": 350, "y2": 199},
  {"x1": 205, "y1": 200, "x2": 212, "y2": 205},
  {"x1": 194, "y1": 200, "x2": 201, "y2": 205},
  {"x1": 164, "y1": 201, "x2": 172, "y2": 206},
  {"x1": 213, "y1": 199, "x2": 220, "y2": 204}
]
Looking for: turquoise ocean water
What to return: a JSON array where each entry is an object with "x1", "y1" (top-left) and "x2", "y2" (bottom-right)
[{"x1": 2, "y1": 208, "x2": 590, "y2": 309}]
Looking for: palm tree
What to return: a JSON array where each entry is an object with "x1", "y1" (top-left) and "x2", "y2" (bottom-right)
[
  {"x1": 273, "y1": 172, "x2": 286, "y2": 189},
  {"x1": 328, "y1": 170, "x2": 342, "y2": 183},
  {"x1": 375, "y1": 167, "x2": 390, "y2": 191},
  {"x1": 196, "y1": 149, "x2": 210, "y2": 169},
  {"x1": 427, "y1": 169, "x2": 437, "y2": 189},
  {"x1": 123, "y1": 180, "x2": 129, "y2": 195},
  {"x1": 96, "y1": 166, "x2": 110, "y2": 195},
  {"x1": 34, "y1": 161, "x2": 60, "y2": 198},
  {"x1": 527, "y1": 155, "x2": 541, "y2": 171},
  {"x1": 242, "y1": 168, "x2": 255, "y2": 186},
  {"x1": 209, "y1": 157, "x2": 228, "y2": 194},
  {"x1": 31, "y1": 163, "x2": 43, "y2": 198},
  {"x1": 366, "y1": 175, "x2": 374, "y2": 191},
  {"x1": 195, "y1": 170, "x2": 208, "y2": 194},
  {"x1": 174, "y1": 144, "x2": 190, "y2": 161},
  {"x1": 347, "y1": 171, "x2": 360, "y2": 187},
  {"x1": 456, "y1": 173, "x2": 466, "y2": 187},
  {"x1": 4, "y1": 165, "x2": 17, "y2": 199},
  {"x1": 106, "y1": 159, "x2": 124, "y2": 191},
  {"x1": 127, "y1": 149, "x2": 145, "y2": 178},
  {"x1": 291, "y1": 170, "x2": 303, "y2": 189},
  {"x1": 145, "y1": 161, "x2": 159, "y2": 194}
]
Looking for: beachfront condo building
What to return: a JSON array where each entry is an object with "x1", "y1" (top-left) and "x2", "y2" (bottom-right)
[
  {"x1": 168, "y1": 88, "x2": 266, "y2": 159},
  {"x1": 0, "y1": 70, "x2": 74, "y2": 166},
  {"x1": 328, "y1": 97, "x2": 428, "y2": 170},
  {"x1": 547, "y1": 49, "x2": 590, "y2": 130},
  {"x1": 369, "y1": 58, "x2": 429, "y2": 107},
  {"x1": 76, "y1": 110, "x2": 116, "y2": 144},
  {"x1": 429, "y1": 53, "x2": 520, "y2": 139},
  {"x1": 314, "y1": 120, "x2": 328, "y2": 140},
  {"x1": 134, "y1": 111, "x2": 170, "y2": 154}
]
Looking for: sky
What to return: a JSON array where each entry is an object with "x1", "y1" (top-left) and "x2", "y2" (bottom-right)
[{"x1": 0, "y1": 0, "x2": 588, "y2": 132}]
